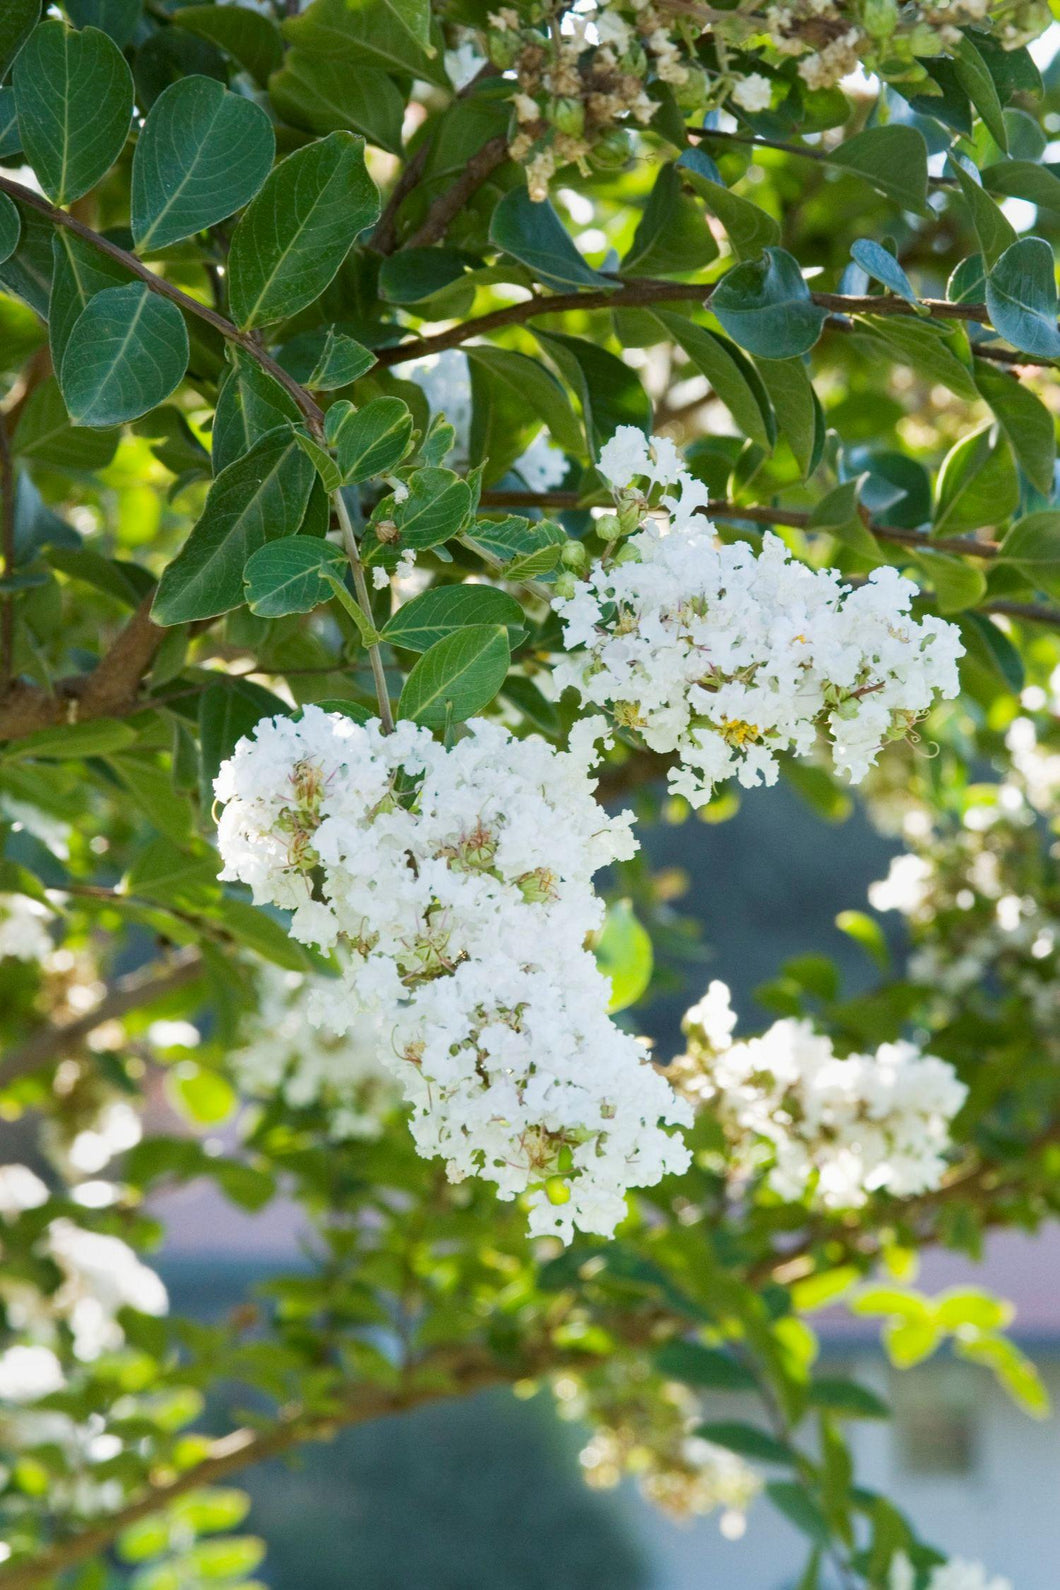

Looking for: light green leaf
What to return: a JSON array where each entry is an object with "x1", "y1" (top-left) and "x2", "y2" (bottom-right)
[
  {"x1": 174, "y1": 4, "x2": 284, "y2": 86},
  {"x1": 858, "y1": 317, "x2": 979, "y2": 403},
  {"x1": 712, "y1": 247, "x2": 826, "y2": 359},
  {"x1": 973, "y1": 360, "x2": 1056, "y2": 496},
  {"x1": 382, "y1": 584, "x2": 525, "y2": 652},
  {"x1": 13, "y1": 20, "x2": 133, "y2": 205},
  {"x1": 997, "y1": 509, "x2": 1060, "y2": 596},
  {"x1": 268, "y1": 50, "x2": 404, "y2": 153},
  {"x1": 831, "y1": 124, "x2": 929, "y2": 214},
  {"x1": 59, "y1": 282, "x2": 190, "y2": 427},
  {"x1": 986, "y1": 237, "x2": 1060, "y2": 360},
  {"x1": 227, "y1": 130, "x2": 380, "y2": 329},
  {"x1": 397, "y1": 624, "x2": 510, "y2": 726},
  {"x1": 914, "y1": 549, "x2": 987, "y2": 614},
  {"x1": 955, "y1": 1332, "x2": 1050, "y2": 1417},
  {"x1": 952, "y1": 33, "x2": 1009, "y2": 151},
  {"x1": 244, "y1": 535, "x2": 347, "y2": 616},
  {"x1": 594, "y1": 898, "x2": 653, "y2": 1013},
  {"x1": 153, "y1": 427, "x2": 316, "y2": 623},
  {"x1": 934, "y1": 422, "x2": 1019, "y2": 536},
  {"x1": 490, "y1": 187, "x2": 616, "y2": 292},
  {"x1": 132, "y1": 76, "x2": 275, "y2": 253},
  {"x1": 755, "y1": 356, "x2": 824, "y2": 478}
]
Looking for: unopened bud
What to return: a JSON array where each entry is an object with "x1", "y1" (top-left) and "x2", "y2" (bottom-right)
[
  {"x1": 487, "y1": 28, "x2": 521, "y2": 68},
  {"x1": 589, "y1": 127, "x2": 632, "y2": 170},
  {"x1": 673, "y1": 63, "x2": 709, "y2": 110},
  {"x1": 549, "y1": 96, "x2": 586, "y2": 137},
  {"x1": 561, "y1": 539, "x2": 589, "y2": 572},
  {"x1": 594, "y1": 512, "x2": 622, "y2": 542},
  {"x1": 553, "y1": 571, "x2": 579, "y2": 599}
]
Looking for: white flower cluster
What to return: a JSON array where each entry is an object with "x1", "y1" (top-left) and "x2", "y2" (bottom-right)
[
  {"x1": 230, "y1": 967, "x2": 400, "y2": 1139},
  {"x1": 0, "y1": 892, "x2": 53, "y2": 963},
  {"x1": 554, "y1": 428, "x2": 963, "y2": 808},
  {"x1": 891, "y1": 1554, "x2": 1012, "y2": 1590},
  {"x1": 214, "y1": 709, "x2": 691, "y2": 1240},
  {"x1": 670, "y1": 982, "x2": 966, "y2": 1208}
]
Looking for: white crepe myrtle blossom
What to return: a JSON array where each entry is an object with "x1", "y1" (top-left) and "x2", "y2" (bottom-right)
[
  {"x1": 214, "y1": 709, "x2": 691, "y2": 1240},
  {"x1": 890, "y1": 1554, "x2": 1013, "y2": 1590},
  {"x1": 231, "y1": 967, "x2": 400, "y2": 1139},
  {"x1": 670, "y1": 981, "x2": 966, "y2": 1208},
  {"x1": 731, "y1": 72, "x2": 773, "y2": 112},
  {"x1": 0, "y1": 892, "x2": 53, "y2": 962},
  {"x1": 554, "y1": 428, "x2": 963, "y2": 808}
]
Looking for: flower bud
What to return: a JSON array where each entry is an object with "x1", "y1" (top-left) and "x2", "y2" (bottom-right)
[
  {"x1": 487, "y1": 27, "x2": 521, "y2": 68},
  {"x1": 561, "y1": 539, "x2": 589, "y2": 572},
  {"x1": 589, "y1": 127, "x2": 633, "y2": 170},
  {"x1": 553, "y1": 571, "x2": 579, "y2": 599},
  {"x1": 594, "y1": 512, "x2": 623, "y2": 542},
  {"x1": 549, "y1": 96, "x2": 586, "y2": 137},
  {"x1": 673, "y1": 63, "x2": 709, "y2": 110}
]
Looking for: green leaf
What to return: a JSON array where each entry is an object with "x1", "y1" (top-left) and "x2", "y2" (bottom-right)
[
  {"x1": 0, "y1": 88, "x2": 21, "y2": 159},
  {"x1": 696, "y1": 1422, "x2": 795, "y2": 1465},
  {"x1": 244, "y1": 535, "x2": 347, "y2": 616},
  {"x1": 328, "y1": 396, "x2": 413, "y2": 483},
  {"x1": 998, "y1": 509, "x2": 1060, "y2": 596},
  {"x1": 167, "y1": 1064, "x2": 238, "y2": 1127},
  {"x1": 227, "y1": 130, "x2": 380, "y2": 329},
  {"x1": 0, "y1": 0, "x2": 38, "y2": 77},
  {"x1": 153, "y1": 427, "x2": 316, "y2": 623},
  {"x1": 0, "y1": 193, "x2": 20, "y2": 267},
  {"x1": 620, "y1": 162, "x2": 718, "y2": 276},
  {"x1": 766, "y1": 1483, "x2": 831, "y2": 1545},
  {"x1": 850, "y1": 240, "x2": 917, "y2": 305},
  {"x1": 389, "y1": 468, "x2": 472, "y2": 551},
  {"x1": 463, "y1": 514, "x2": 566, "y2": 573},
  {"x1": 397, "y1": 625, "x2": 510, "y2": 727},
  {"x1": 174, "y1": 4, "x2": 283, "y2": 86},
  {"x1": 955, "y1": 1332, "x2": 1050, "y2": 1417},
  {"x1": 934, "y1": 423, "x2": 1019, "y2": 536},
  {"x1": 831, "y1": 124, "x2": 929, "y2": 214},
  {"x1": 884, "y1": 1314, "x2": 941, "y2": 1368},
  {"x1": 953, "y1": 162, "x2": 1016, "y2": 269},
  {"x1": 808, "y1": 1377, "x2": 890, "y2": 1418},
  {"x1": 464, "y1": 346, "x2": 584, "y2": 458},
  {"x1": 268, "y1": 49, "x2": 404, "y2": 153},
  {"x1": 198, "y1": 675, "x2": 288, "y2": 793},
  {"x1": 960, "y1": 610, "x2": 1024, "y2": 692},
  {"x1": 49, "y1": 229, "x2": 132, "y2": 374},
  {"x1": 986, "y1": 237, "x2": 1060, "y2": 360},
  {"x1": 293, "y1": 429, "x2": 344, "y2": 492},
  {"x1": 213, "y1": 344, "x2": 302, "y2": 473},
  {"x1": 59, "y1": 283, "x2": 190, "y2": 428},
  {"x1": 379, "y1": 247, "x2": 475, "y2": 305},
  {"x1": 983, "y1": 159, "x2": 1060, "y2": 214},
  {"x1": 0, "y1": 202, "x2": 53, "y2": 318},
  {"x1": 12, "y1": 377, "x2": 118, "y2": 471},
  {"x1": 913, "y1": 550, "x2": 987, "y2": 614},
  {"x1": 856, "y1": 316, "x2": 978, "y2": 403},
  {"x1": 283, "y1": 0, "x2": 443, "y2": 86},
  {"x1": 677, "y1": 157, "x2": 779, "y2": 261},
  {"x1": 381, "y1": 583, "x2": 525, "y2": 652},
  {"x1": 656, "y1": 311, "x2": 774, "y2": 451},
  {"x1": 973, "y1": 361, "x2": 1055, "y2": 496},
  {"x1": 13, "y1": 20, "x2": 133, "y2": 206},
  {"x1": 63, "y1": 0, "x2": 141, "y2": 47},
  {"x1": 132, "y1": 77, "x2": 275, "y2": 254},
  {"x1": 535, "y1": 329, "x2": 651, "y2": 458},
  {"x1": 755, "y1": 356, "x2": 824, "y2": 478},
  {"x1": 277, "y1": 326, "x2": 376, "y2": 391},
  {"x1": 490, "y1": 187, "x2": 616, "y2": 292},
  {"x1": 712, "y1": 248, "x2": 826, "y2": 360},
  {"x1": 3, "y1": 718, "x2": 137, "y2": 761},
  {"x1": 808, "y1": 476, "x2": 880, "y2": 560},
  {"x1": 652, "y1": 1341, "x2": 756, "y2": 1391},
  {"x1": 594, "y1": 898, "x2": 653, "y2": 1013},
  {"x1": 952, "y1": 33, "x2": 1008, "y2": 152}
]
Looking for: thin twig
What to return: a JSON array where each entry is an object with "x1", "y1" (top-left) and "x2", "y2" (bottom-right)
[
  {"x1": 405, "y1": 134, "x2": 510, "y2": 249},
  {"x1": 332, "y1": 491, "x2": 394, "y2": 733}
]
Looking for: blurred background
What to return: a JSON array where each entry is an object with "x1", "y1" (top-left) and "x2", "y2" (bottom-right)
[{"x1": 151, "y1": 784, "x2": 1060, "y2": 1589}]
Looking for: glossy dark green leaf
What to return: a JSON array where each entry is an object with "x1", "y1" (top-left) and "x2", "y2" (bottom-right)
[
  {"x1": 397, "y1": 624, "x2": 510, "y2": 726},
  {"x1": 244, "y1": 535, "x2": 347, "y2": 616},
  {"x1": 986, "y1": 237, "x2": 1060, "y2": 359},
  {"x1": 953, "y1": 161, "x2": 1016, "y2": 269},
  {"x1": 276, "y1": 327, "x2": 376, "y2": 391},
  {"x1": 657, "y1": 311, "x2": 775, "y2": 451},
  {"x1": 755, "y1": 356, "x2": 824, "y2": 478},
  {"x1": 652, "y1": 1341, "x2": 756, "y2": 1390},
  {"x1": 132, "y1": 77, "x2": 276, "y2": 253},
  {"x1": 174, "y1": 3, "x2": 283, "y2": 86},
  {"x1": 973, "y1": 361, "x2": 1056, "y2": 496},
  {"x1": 59, "y1": 283, "x2": 190, "y2": 427},
  {"x1": 621, "y1": 163, "x2": 718, "y2": 275},
  {"x1": 677, "y1": 159, "x2": 779, "y2": 261},
  {"x1": 983, "y1": 159, "x2": 1060, "y2": 214},
  {"x1": 535, "y1": 329, "x2": 651, "y2": 458},
  {"x1": 227, "y1": 131, "x2": 380, "y2": 329},
  {"x1": 0, "y1": 0, "x2": 37, "y2": 76},
  {"x1": 0, "y1": 88, "x2": 20, "y2": 159},
  {"x1": 64, "y1": 0, "x2": 141, "y2": 46},
  {"x1": 13, "y1": 20, "x2": 133, "y2": 205},
  {"x1": 327, "y1": 396, "x2": 414, "y2": 483},
  {"x1": 490, "y1": 187, "x2": 616, "y2": 292},
  {"x1": 830, "y1": 124, "x2": 929, "y2": 214},
  {"x1": 0, "y1": 193, "x2": 19, "y2": 266},
  {"x1": 712, "y1": 247, "x2": 826, "y2": 359},
  {"x1": 12, "y1": 377, "x2": 118, "y2": 471},
  {"x1": 998, "y1": 510, "x2": 1060, "y2": 596},
  {"x1": 0, "y1": 203, "x2": 53, "y2": 317},
  {"x1": 808, "y1": 1377, "x2": 890, "y2": 1419},
  {"x1": 379, "y1": 248, "x2": 475, "y2": 305},
  {"x1": 952, "y1": 33, "x2": 1008, "y2": 151},
  {"x1": 48, "y1": 229, "x2": 132, "y2": 372},
  {"x1": 213, "y1": 344, "x2": 303, "y2": 473},
  {"x1": 154, "y1": 427, "x2": 316, "y2": 623},
  {"x1": 283, "y1": 0, "x2": 444, "y2": 86},
  {"x1": 390, "y1": 467, "x2": 472, "y2": 551},
  {"x1": 381, "y1": 584, "x2": 525, "y2": 652},
  {"x1": 268, "y1": 49, "x2": 404, "y2": 153},
  {"x1": 199, "y1": 675, "x2": 289, "y2": 792},
  {"x1": 464, "y1": 346, "x2": 584, "y2": 458}
]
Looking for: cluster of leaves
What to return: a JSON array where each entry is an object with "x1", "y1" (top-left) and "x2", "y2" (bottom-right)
[{"x1": 3, "y1": 0, "x2": 1060, "y2": 1586}]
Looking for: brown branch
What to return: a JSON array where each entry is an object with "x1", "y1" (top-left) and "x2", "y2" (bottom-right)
[
  {"x1": 405, "y1": 134, "x2": 510, "y2": 250},
  {"x1": 0, "y1": 948, "x2": 203, "y2": 1090},
  {"x1": 370, "y1": 137, "x2": 436, "y2": 256},
  {"x1": 0, "y1": 175, "x2": 324, "y2": 435},
  {"x1": 0, "y1": 413, "x2": 14, "y2": 688}
]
